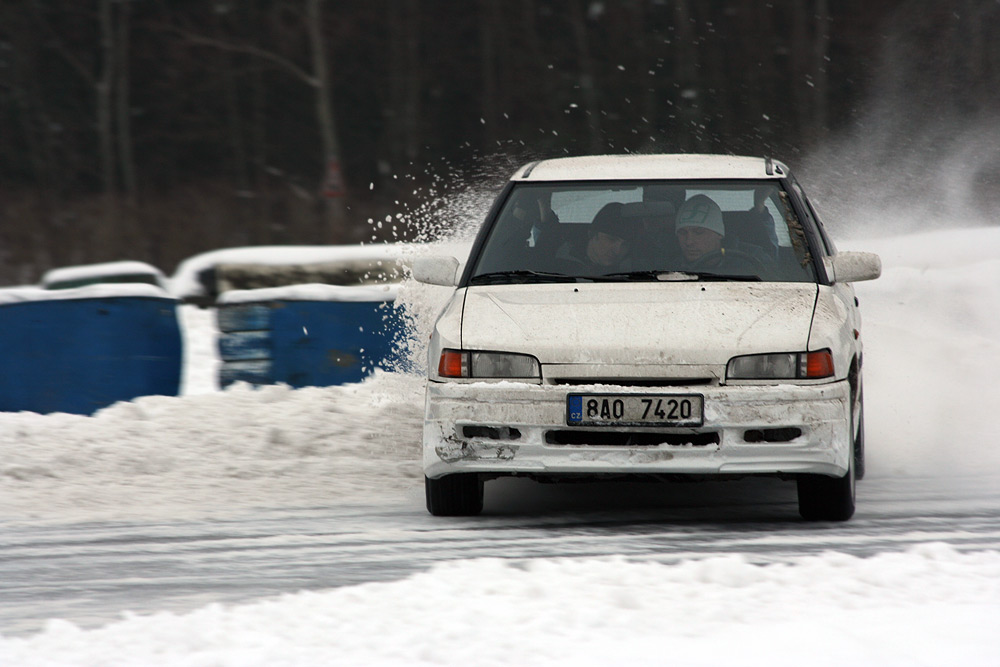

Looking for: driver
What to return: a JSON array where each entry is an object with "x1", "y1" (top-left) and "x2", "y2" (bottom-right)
[
  {"x1": 674, "y1": 194, "x2": 763, "y2": 275},
  {"x1": 675, "y1": 194, "x2": 725, "y2": 264}
]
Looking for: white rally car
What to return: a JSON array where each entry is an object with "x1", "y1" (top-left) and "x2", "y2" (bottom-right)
[{"x1": 413, "y1": 154, "x2": 880, "y2": 521}]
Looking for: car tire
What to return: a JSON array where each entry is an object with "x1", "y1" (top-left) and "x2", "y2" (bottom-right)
[
  {"x1": 425, "y1": 474, "x2": 484, "y2": 516},
  {"x1": 797, "y1": 411, "x2": 856, "y2": 521},
  {"x1": 854, "y1": 391, "x2": 866, "y2": 481}
]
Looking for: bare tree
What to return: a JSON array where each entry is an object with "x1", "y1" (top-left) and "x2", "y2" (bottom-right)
[
  {"x1": 305, "y1": 0, "x2": 347, "y2": 238},
  {"x1": 672, "y1": 0, "x2": 699, "y2": 151},
  {"x1": 479, "y1": 0, "x2": 500, "y2": 145},
  {"x1": 387, "y1": 0, "x2": 422, "y2": 165},
  {"x1": 29, "y1": 1, "x2": 130, "y2": 256},
  {"x1": 627, "y1": 0, "x2": 660, "y2": 152},
  {"x1": 96, "y1": 0, "x2": 117, "y2": 197},
  {"x1": 164, "y1": 0, "x2": 348, "y2": 238},
  {"x1": 811, "y1": 0, "x2": 831, "y2": 143},
  {"x1": 568, "y1": 0, "x2": 602, "y2": 153},
  {"x1": 0, "y1": 8, "x2": 51, "y2": 190},
  {"x1": 115, "y1": 0, "x2": 137, "y2": 202},
  {"x1": 33, "y1": 3, "x2": 122, "y2": 197},
  {"x1": 518, "y1": 0, "x2": 559, "y2": 136}
]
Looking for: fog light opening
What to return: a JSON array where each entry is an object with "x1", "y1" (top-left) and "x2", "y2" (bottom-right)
[
  {"x1": 462, "y1": 425, "x2": 522, "y2": 441},
  {"x1": 743, "y1": 427, "x2": 802, "y2": 443}
]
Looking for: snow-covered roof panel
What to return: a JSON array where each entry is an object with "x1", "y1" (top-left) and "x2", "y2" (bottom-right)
[
  {"x1": 514, "y1": 154, "x2": 788, "y2": 181},
  {"x1": 0, "y1": 283, "x2": 174, "y2": 305},
  {"x1": 217, "y1": 283, "x2": 400, "y2": 305},
  {"x1": 42, "y1": 261, "x2": 167, "y2": 290},
  {"x1": 168, "y1": 244, "x2": 419, "y2": 300}
]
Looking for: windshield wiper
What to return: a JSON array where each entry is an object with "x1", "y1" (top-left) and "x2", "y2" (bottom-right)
[
  {"x1": 594, "y1": 270, "x2": 761, "y2": 282},
  {"x1": 678, "y1": 271, "x2": 761, "y2": 282},
  {"x1": 469, "y1": 270, "x2": 578, "y2": 285},
  {"x1": 592, "y1": 270, "x2": 665, "y2": 282}
]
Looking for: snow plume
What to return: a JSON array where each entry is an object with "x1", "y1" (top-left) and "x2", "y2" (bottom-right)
[
  {"x1": 384, "y1": 272, "x2": 456, "y2": 376},
  {"x1": 373, "y1": 150, "x2": 551, "y2": 374},
  {"x1": 846, "y1": 227, "x2": 1000, "y2": 481},
  {"x1": 802, "y1": 2, "x2": 1000, "y2": 238},
  {"x1": 365, "y1": 152, "x2": 526, "y2": 247}
]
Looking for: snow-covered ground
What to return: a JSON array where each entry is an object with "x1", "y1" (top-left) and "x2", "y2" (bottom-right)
[{"x1": 1, "y1": 226, "x2": 999, "y2": 665}]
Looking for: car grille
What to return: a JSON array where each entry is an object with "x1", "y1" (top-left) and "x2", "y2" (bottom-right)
[
  {"x1": 545, "y1": 430, "x2": 720, "y2": 447},
  {"x1": 547, "y1": 378, "x2": 716, "y2": 387}
]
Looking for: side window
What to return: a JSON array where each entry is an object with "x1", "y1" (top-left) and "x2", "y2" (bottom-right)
[
  {"x1": 763, "y1": 198, "x2": 791, "y2": 246},
  {"x1": 806, "y1": 197, "x2": 837, "y2": 255},
  {"x1": 790, "y1": 181, "x2": 832, "y2": 256}
]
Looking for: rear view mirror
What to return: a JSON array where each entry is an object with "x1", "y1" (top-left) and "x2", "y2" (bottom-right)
[
  {"x1": 412, "y1": 256, "x2": 460, "y2": 286},
  {"x1": 827, "y1": 251, "x2": 881, "y2": 283}
]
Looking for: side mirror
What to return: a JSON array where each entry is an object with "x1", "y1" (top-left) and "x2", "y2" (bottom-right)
[
  {"x1": 412, "y1": 256, "x2": 460, "y2": 286},
  {"x1": 826, "y1": 251, "x2": 882, "y2": 283}
]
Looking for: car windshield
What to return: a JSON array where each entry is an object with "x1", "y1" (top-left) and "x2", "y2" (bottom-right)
[{"x1": 469, "y1": 180, "x2": 817, "y2": 284}]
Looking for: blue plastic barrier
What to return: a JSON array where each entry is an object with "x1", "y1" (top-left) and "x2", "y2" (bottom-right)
[
  {"x1": 217, "y1": 286, "x2": 406, "y2": 388},
  {"x1": 0, "y1": 289, "x2": 183, "y2": 415}
]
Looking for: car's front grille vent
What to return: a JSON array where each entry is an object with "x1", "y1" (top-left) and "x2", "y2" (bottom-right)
[
  {"x1": 545, "y1": 430, "x2": 720, "y2": 447},
  {"x1": 548, "y1": 378, "x2": 715, "y2": 387},
  {"x1": 462, "y1": 425, "x2": 522, "y2": 441}
]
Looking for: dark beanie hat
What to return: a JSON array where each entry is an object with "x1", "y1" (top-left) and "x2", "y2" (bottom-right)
[{"x1": 590, "y1": 202, "x2": 631, "y2": 240}]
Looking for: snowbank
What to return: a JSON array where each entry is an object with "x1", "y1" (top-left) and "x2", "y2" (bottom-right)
[
  {"x1": 0, "y1": 373, "x2": 425, "y2": 520},
  {"x1": 1, "y1": 544, "x2": 997, "y2": 666}
]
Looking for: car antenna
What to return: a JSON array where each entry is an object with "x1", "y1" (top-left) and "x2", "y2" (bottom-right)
[{"x1": 764, "y1": 156, "x2": 774, "y2": 176}]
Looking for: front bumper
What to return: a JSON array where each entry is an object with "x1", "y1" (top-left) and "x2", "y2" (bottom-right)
[{"x1": 423, "y1": 380, "x2": 852, "y2": 480}]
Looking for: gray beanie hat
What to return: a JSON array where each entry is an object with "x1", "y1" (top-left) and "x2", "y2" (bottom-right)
[{"x1": 675, "y1": 194, "x2": 725, "y2": 236}]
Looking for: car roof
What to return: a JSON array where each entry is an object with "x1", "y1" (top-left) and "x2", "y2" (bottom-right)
[{"x1": 512, "y1": 154, "x2": 789, "y2": 181}]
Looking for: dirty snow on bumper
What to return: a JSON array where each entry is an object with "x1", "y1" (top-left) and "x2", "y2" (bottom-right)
[{"x1": 423, "y1": 380, "x2": 851, "y2": 479}]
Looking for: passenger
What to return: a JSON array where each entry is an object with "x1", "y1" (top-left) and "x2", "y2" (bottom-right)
[
  {"x1": 746, "y1": 187, "x2": 780, "y2": 253},
  {"x1": 674, "y1": 194, "x2": 763, "y2": 275},
  {"x1": 505, "y1": 189, "x2": 559, "y2": 249},
  {"x1": 556, "y1": 202, "x2": 633, "y2": 274},
  {"x1": 477, "y1": 189, "x2": 561, "y2": 275}
]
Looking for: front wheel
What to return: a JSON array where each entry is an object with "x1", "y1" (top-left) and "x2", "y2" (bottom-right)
[
  {"x1": 797, "y1": 453, "x2": 855, "y2": 521},
  {"x1": 854, "y1": 388, "x2": 866, "y2": 481},
  {"x1": 425, "y1": 474, "x2": 484, "y2": 516}
]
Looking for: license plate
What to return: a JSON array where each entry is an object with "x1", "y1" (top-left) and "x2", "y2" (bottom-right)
[{"x1": 567, "y1": 393, "x2": 704, "y2": 427}]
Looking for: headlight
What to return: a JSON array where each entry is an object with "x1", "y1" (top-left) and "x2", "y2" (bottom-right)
[
  {"x1": 727, "y1": 350, "x2": 834, "y2": 380},
  {"x1": 438, "y1": 349, "x2": 541, "y2": 379}
]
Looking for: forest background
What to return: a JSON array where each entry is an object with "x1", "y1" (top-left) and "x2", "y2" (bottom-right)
[{"x1": 2, "y1": 0, "x2": 999, "y2": 286}]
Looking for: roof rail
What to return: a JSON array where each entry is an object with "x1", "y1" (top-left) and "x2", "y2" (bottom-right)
[{"x1": 521, "y1": 161, "x2": 542, "y2": 178}]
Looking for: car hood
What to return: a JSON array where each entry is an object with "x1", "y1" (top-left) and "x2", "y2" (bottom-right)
[{"x1": 461, "y1": 282, "x2": 818, "y2": 377}]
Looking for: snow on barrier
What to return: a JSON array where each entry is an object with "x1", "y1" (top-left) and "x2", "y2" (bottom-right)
[
  {"x1": 42, "y1": 260, "x2": 168, "y2": 291},
  {"x1": 169, "y1": 244, "x2": 413, "y2": 306},
  {"x1": 216, "y1": 284, "x2": 405, "y2": 388},
  {"x1": 0, "y1": 284, "x2": 183, "y2": 415}
]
